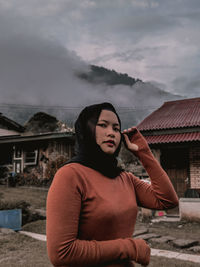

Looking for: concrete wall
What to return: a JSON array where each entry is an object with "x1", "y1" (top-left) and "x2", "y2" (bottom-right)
[{"x1": 179, "y1": 198, "x2": 200, "y2": 222}]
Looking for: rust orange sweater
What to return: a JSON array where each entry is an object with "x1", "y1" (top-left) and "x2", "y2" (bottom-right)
[{"x1": 46, "y1": 129, "x2": 178, "y2": 267}]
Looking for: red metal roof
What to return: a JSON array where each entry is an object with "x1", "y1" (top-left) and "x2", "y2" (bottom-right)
[
  {"x1": 138, "y1": 97, "x2": 200, "y2": 130},
  {"x1": 145, "y1": 132, "x2": 200, "y2": 144}
]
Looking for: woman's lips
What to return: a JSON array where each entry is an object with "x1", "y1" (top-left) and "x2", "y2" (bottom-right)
[{"x1": 104, "y1": 140, "x2": 115, "y2": 147}]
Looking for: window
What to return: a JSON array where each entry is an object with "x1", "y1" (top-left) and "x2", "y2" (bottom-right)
[
  {"x1": 15, "y1": 162, "x2": 22, "y2": 173},
  {"x1": 24, "y1": 149, "x2": 38, "y2": 165},
  {"x1": 14, "y1": 148, "x2": 22, "y2": 159}
]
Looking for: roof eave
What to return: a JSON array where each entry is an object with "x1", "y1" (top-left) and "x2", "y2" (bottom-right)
[{"x1": 0, "y1": 132, "x2": 75, "y2": 144}]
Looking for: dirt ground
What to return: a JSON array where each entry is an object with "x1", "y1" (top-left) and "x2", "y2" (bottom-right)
[
  {"x1": 0, "y1": 218, "x2": 200, "y2": 267},
  {"x1": 24, "y1": 217, "x2": 200, "y2": 255},
  {"x1": 135, "y1": 216, "x2": 200, "y2": 255}
]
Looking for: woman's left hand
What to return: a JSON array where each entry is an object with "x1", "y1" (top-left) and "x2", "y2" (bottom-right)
[{"x1": 122, "y1": 127, "x2": 139, "y2": 153}]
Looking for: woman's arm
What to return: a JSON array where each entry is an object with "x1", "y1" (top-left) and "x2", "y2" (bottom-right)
[
  {"x1": 46, "y1": 165, "x2": 150, "y2": 266},
  {"x1": 123, "y1": 128, "x2": 179, "y2": 210}
]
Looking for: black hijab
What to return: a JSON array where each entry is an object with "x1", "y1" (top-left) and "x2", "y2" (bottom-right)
[{"x1": 67, "y1": 102, "x2": 123, "y2": 178}]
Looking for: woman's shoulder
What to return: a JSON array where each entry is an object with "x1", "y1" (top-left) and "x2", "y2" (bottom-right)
[
  {"x1": 121, "y1": 171, "x2": 151, "y2": 188},
  {"x1": 120, "y1": 170, "x2": 138, "y2": 183},
  {"x1": 52, "y1": 163, "x2": 88, "y2": 190},
  {"x1": 121, "y1": 170, "x2": 135, "y2": 177},
  {"x1": 56, "y1": 162, "x2": 86, "y2": 176}
]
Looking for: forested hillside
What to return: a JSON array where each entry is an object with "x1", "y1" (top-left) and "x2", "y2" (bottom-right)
[{"x1": 0, "y1": 65, "x2": 182, "y2": 129}]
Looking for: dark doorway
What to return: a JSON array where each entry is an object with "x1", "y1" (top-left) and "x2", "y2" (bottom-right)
[{"x1": 161, "y1": 147, "x2": 189, "y2": 198}]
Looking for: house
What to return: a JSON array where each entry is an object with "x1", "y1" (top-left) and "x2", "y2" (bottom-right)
[
  {"x1": 0, "y1": 112, "x2": 25, "y2": 168},
  {"x1": 137, "y1": 97, "x2": 200, "y2": 198},
  {"x1": 0, "y1": 112, "x2": 75, "y2": 179}
]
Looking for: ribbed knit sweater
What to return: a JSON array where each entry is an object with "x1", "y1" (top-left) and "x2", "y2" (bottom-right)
[{"x1": 46, "y1": 129, "x2": 178, "y2": 267}]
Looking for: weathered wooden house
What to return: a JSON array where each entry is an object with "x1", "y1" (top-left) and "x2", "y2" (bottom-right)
[
  {"x1": 0, "y1": 112, "x2": 75, "y2": 179},
  {"x1": 137, "y1": 97, "x2": 200, "y2": 198},
  {"x1": 0, "y1": 112, "x2": 25, "y2": 169}
]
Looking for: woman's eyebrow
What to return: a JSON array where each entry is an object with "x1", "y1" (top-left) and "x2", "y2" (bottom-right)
[
  {"x1": 97, "y1": 119, "x2": 108, "y2": 123},
  {"x1": 98, "y1": 119, "x2": 120, "y2": 126}
]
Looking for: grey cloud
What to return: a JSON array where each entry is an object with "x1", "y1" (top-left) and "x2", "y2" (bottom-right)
[
  {"x1": 145, "y1": 65, "x2": 177, "y2": 69},
  {"x1": 93, "y1": 51, "x2": 144, "y2": 64},
  {"x1": 93, "y1": 46, "x2": 167, "y2": 64},
  {"x1": 0, "y1": 6, "x2": 169, "y2": 114},
  {"x1": 0, "y1": 10, "x2": 91, "y2": 106},
  {"x1": 2, "y1": 0, "x2": 180, "y2": 46},
  {"x1": 1, "y1": 0, "x2": 199, "y2": 43},
  {"x1": 172, "y1": 76, "x2": 200, "y2": 97},
  {"x1": 0, "y1": 0, "x2": 200, "y2": 109}
]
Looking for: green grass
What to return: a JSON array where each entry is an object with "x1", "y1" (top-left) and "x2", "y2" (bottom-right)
[
  {"x1": 0, "y1": 232, "x2": 51, "y2": 267},
  {"x1": 0, "y1": 185, "x2": 48, "y2": 209},
  {"x1": 1, "y1": 186, "x2": 200, "y2": 266},
  {"x1": 22, "y1": 220, "x2": 46, "y2": 234},
  {"x1": 1, "y1": 232, "x2": 199, "y2": 267}
]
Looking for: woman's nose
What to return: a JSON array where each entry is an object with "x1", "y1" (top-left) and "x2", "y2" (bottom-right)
[{"x1": 106, "y1": 127, "x2": 115, "y2": 137}]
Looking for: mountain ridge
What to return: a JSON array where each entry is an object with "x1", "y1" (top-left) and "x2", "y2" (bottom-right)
[{"x1": 0, "y1": 64, "x2": 183, "y2": 129}]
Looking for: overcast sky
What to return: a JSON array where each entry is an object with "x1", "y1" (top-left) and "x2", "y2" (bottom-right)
[{"x1": 0, "y1": 0, "x2": 200, "y2": 109}]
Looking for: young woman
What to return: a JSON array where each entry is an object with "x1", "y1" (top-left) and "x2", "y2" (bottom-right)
[{"x1": 46, "y1": 102, "x2": 178, "y2": 267}]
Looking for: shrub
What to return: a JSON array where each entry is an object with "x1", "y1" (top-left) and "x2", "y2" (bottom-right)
[
  {"x1": 15, "y1": 173, "x2": 50, "y2": 187},
  {"x1": 0, "y1": 166, "x2": 9, "y2": 178},
  {"x1": 44, "y1": 154, "x2": 69, "y2": 182},
  {"x1": 9, "y1": 154, "x2": 69, "y2": 188},
  {"x1": 0, "y1": 166, "x2": 9, "y2": 185}
]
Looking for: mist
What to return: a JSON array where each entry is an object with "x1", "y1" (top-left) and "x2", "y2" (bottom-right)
[
  {"x1": 0, "y1": 26, "x2": 182, "y2": 129},
  {"x1": 0, "y1": 2, "x2": 191, "y2": 128}
]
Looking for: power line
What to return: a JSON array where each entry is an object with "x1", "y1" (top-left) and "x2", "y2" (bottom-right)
[
  {"x1": 0, "y1": 103, "x2": 159, "y2": 112},
  {"x1": 0, "y1": 103, "x2": 82, "y2": 110}
]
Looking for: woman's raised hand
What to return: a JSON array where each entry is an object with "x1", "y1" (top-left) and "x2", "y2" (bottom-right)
[{"x1": 122, "y1": 127, "x2": 139, "y2": 153}]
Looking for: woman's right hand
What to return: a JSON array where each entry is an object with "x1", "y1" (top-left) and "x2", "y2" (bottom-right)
[
  {"x1": 122, "y1": 127, "x2": 139, "y2": 153},
  {"x1": 132, "y1": 238, "x2": 151, "y2": 266}
]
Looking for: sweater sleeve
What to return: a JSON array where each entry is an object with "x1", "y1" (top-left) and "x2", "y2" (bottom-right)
[
  {"x1": 46, "y1": 165, "x2": 150, "y2": 266},
  {"x1": 129, "y1": 128, "x2": 179, "y2": 210}
]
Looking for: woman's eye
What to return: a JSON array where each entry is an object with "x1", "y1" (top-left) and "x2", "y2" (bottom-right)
[
  {"x1": 97, "y1": 123, "x2": 106, "y2": 128},
  {"x1": 114, "y1": 128, "x2": 120, "y2": 132}
]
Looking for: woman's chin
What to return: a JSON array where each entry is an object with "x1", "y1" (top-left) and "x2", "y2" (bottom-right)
[{"x1": 101, "y1": 147, "x2": 116, "y2": 155}]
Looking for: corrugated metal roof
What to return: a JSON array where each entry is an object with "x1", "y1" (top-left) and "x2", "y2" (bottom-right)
[
  {"x1": 145, "y1": 132, "x2": 200, "y2": 144},
  {"x1": 138, "y1": 97, "x2": 200, "y2": 130},
  {"x1": 0, "y1": 114, "x2": 24, "y2": 132},
  {"x1": 0, "y1": 131, "x2": 75, "y2": 144},
  {"x1": 0, "y1": 129, "x2": 20, "y2": 137}
]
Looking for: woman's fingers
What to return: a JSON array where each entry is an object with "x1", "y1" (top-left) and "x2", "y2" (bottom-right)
[
  {"x1": 122, "y1": 126, "x2": 139, "y2": 152},
  {"x1": 122, "y1": 126, "x2": 135, "y2": 134},
  {"x1": 123, "y1": 132, "x2": 131, "y2": 144},
  {"x1": 123, "y1": 132, "x2": 139, "y2": 152}
]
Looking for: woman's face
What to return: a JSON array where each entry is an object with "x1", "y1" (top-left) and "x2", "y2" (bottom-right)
[{"x1": 95, "y1": 110, "x2": 121, "y2": 154}]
